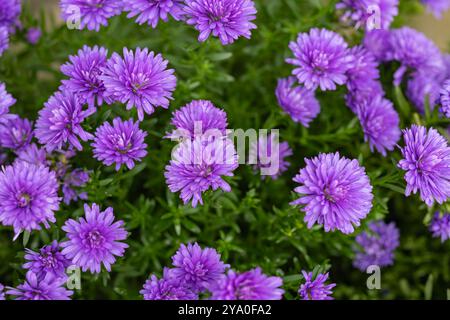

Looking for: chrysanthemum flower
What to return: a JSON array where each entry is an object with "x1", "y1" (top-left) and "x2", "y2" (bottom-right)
[
  {"x1": 0, "y1": 0, "x2": 21, "y2": 33},
  {"x1": 61, "y1": 45, "x2": 111, "y2": 108},
  {"x1": 345, "y1": 79, "x2": 385, "y2": 112},
  {"x1": 183, "y1": 0, "x2": 257, "y2": 45},
  {"x1": 421, "y1": 0, "x2": 450, "y2": 18},
  {"x1": 35, "y1": 91, "x2": 94, "y2": 152},
  {"x1": 429, "y1": 212, "x2": 450, "y2": 242},
  {"x1": 398, "y1": 125, "x2": 450, "y2": 206},
  {"x1": 15, "y1": 143, "x2": 48, "y2": 166},
  {"x1": 275, "y1": 77, "x2": 320, "y2": 127},
  {"x1": 0, "y1": 116, "x2": 33, "y2": 151},
  {"x1": 140, "y1": 268, "x2": 198, "y2": 300},
  {"x1": 61, "y1": 203, "x2": 128, "y2": 274},
  {"x1": 209, "y1": 268, "x2": 284, "y2": 300},
  {"x1": 363, "y1": 29, "x2": 392, "y2": 62},
  {"x1": 92, "y1": 117, "x2": 148, "y2": 171},
  {"x1": 286, "y1": 28, "x2": 352, "y2": 91},
  {"x1": 6, "y1": 272, "x2": 72, "y2": 300},
  {"x1": 291, "y1": 152, "x2": 374, "y2": 234},
  {"x1": 165, "y1": 135, "x2": 239, "y2": 207},
  {"x1": 440, "y1": 79, "x2": 450, "y2": 117},
  {"x1": 354, "y1": 95, "x2": 401, "y2": 156},
  {"x1": 60, "y1": 0, "x2": 123, "y2": 32},
  {"x1": 23, "y1": 241, "x2": 72, "y2": 280},
  {"x1": 407, "y1": 71, "x2": 442, "y2": 113},
  {"x1": 0, "y1": 162, "x2": 60, "y2": 239},
  {"x1": 26, "y1": 27, "x2": 41, "y2": 45},
  {"x1": 346, "y1": 46, "x2": 380, "y2": 93},
  {"x1": 168, "y1": 100, "x2": 228, "y2": 139},
  {"x1": 0, "y1": 26, "x2": 9, "y2": 56},
  {"x1": 298, "y1": 271, "x2": 335, "y2": 300},
  {"x1": 0, "y1": 82, "x2": 15, "y2": 119},
  {"x1": 353, "y1": 220, "x2": 400, "y2": 271},
  {"x1": 171, "y1": 243, "x2": 228, "y2": 292},
  {"x1": 100, "y1": 48, "x2": 177, "y2": 121},
  {"x1": 62, "y1": 169, "x2": 90, "y2": 204},
  {"x1": 123, "y1": 0, "x2": 183, "y2": 28}
]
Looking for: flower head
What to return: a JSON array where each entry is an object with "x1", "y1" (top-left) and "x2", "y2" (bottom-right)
[
  {"x1": 0, "y1": 82, "x2": 15, "y2": 119},
  {"x1": 26, "y1": 27, "x2": 41, "y2": 45},
  {"x1": 299, "y1": 271, "x2": 335, "y2": 300},
  {"x1": 140, "y1": 268, "x2": 198, "y2": 300},
  {"x1": 183, "y1": 0, "x2": 257, "y2": 45},
  {"x1": 421, "y1": 0, "x2": 450, "y2": 18},
  {"x1": 62, "y1": 169, "x2": 90, "y2": 204},
  {"x1": 0, "y1": 26, "x2": 9, "y2": 56},
  {"x1": 100, "y1": 48, "x2": 177, "y2": 121},
  {"x1": 429, "y1": 212, "x2": 450, "y2": 242},
  {"x1": 0, "y1": 116, "x2": 33, "y2": 151},
  {"x1": 123, "y1": 0, "x2": 183, "y2": 28},
  {"x1": 407, "y1": 71, "x2": 442, "y2": 113},
  {"x1": 398, "y1": 125, "x2": 450, "y2": 206},
  {"x1": 346, "y1": 46, "x2": 380, "y2": 93},
  {"x1": 440, "y1": 79, "x2": 450, "y2": 118},
  {"x1": 291, "y1": 152, "x2": 374, "y2": 234},
  {"x1": 61, "y1": 203, "x2": 128, "y2": 274},
  {"x1": 363, "y1": 29, "x2": 392, "y2": 62},
  {"x1": 15, "y1": 143, "x2": 48, "y2": 166},
  {"x1": 6, "y1": 272, "x2": 72, "y2": 300},
  {"x1": 0, "y1": 0, "x2": 21, "y2": 33}
]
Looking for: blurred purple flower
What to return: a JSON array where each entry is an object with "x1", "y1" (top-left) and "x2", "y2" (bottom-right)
[
  {"x1": 407, "y1": 71, "x2": 442, "y2": 113},
  {"x1": 346, "y1": 46, "x2": 380, "y2": 92},
  {"x1": 26, "y1": 27, "x2": 41, "y2": 45},
  {"x1": 0, "y1": 283, "x2": 4, "y2": 300},
  {"x1": 62, "y1": 169, "x2": 90, "y2": 204},
  {"x1": 0, "y1": 26, "x2": 9, "y2": 56},
  {"x1": 123, "y1": 0, "x2": 183, "y2": 28},
  {"x1": 429, "y1": 212, "x2": 450, "y2": 242},
  {"x1": 0, "y1": 82, "x2": 16, "y2": 119},
  {"x1": 363, "y1": 29, "x2": 392, "y2": 62},
  {"x1": 6, "y1": 272, "x2": 72, "y2": 300},
  {"x1": 440, "y1": 79, "x2": 450, "y2": 117},
  {"x1": 421, "y1": 0, "x2": 450, "y2": 18},
  {"x1": 0, "y1": 116, "x2": 33, "y2": 151},
  {"x1": 0, "y1": 0, "x2": 21, "y2": 33},
  {"x1": 299, "y1": 271, "x2": 335, "y2": 300},
  {"x1": 140, "y1": 268, "x2": 198, "y2": 300}
]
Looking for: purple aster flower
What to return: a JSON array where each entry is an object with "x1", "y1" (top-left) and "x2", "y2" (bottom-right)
[
  {"x1": 23, "y1": 241, "x2": 72, "y2": 280},
  {"x1": 345, "y1": 79, "x2": 385, "y2": 112},
  {"x1": 429, "y1": 212, "x2": 450, "y2": 242},
  {"x1": 6, "y1": 272, "x2": 72, "y2": 300},
  {"x1": 407, "y1": 71, "x2": 442, "y2": 113},
  {"x1": 140, "y1": 268, "x2": 198, "y2": 300},
  {"x1": 0, "y1": 0, "x2": 21, "y2": 33},
  {"x1": 336, "y1": 0, "x2": 399, "y2": 30},
  {"x1": 209, "y1": 268, "x2": 284, "y2": 300},
  {"x1": 353, "y1": 220, "x2": 400, "y2": 271},
  {"x1": 286, "y1": 28, "x2": 352, "y2": 91},
  {"x1": 299, "y1": 271, "x2": 335, "y2": 300},
  {"x1": 35, "y1": 91, "x2": 94, "y2": 152},
  {"x1": 171, "y1": 242, "x2": 228, "y2": 292},
  {"x1": 100, "y1": 47, "x2": 177, "y2": 121},
  {"x1": 62, "y1": 169, "x2": 90, "y2": 204},
  {"x1": 26, "y1": 27, "x2": 41, "y2": 45},
  {"x1": 275, "y1": 77, "x2": 320, "y2": 127},
  {"x1": 0, "y1": 283, "x2": 4, "y2": 300},
  {"x1": 61, "y1": 203, "x2": 128, "y2": 274},
  {"x1": 60, "y1": 0, "x2": 123, "y2": 32},
  {"x1": 0, "y1": 162, "x2": 60, "y2": 240},
  {"x1": 291, "y1": 152, "x2": 374, "y2": 234},
  {"x1": 165, "y1": 135, "x2": 239, "y2": 207},
  {"x1": 0, "y1": 116, "x2": 33, "y2": 151},
  {"x1": 398, "y1": 125, "x2": 450, "y2": 206},
  {"x1": 123, "y1": 0, "x2": 183, "y2": 28},
  {"x1": 92, "y1": 117, "x2": 148, "y2": 171},
  {"x1": 183, "y1": 0, "x2": 257, "y2": 45},
  {"x1": 60, "y1": 45, "x2": 111, "y2": 108},
  {"x1": 421, "y1": 0, "x2": 450, "y2": 18},
  {"x1": 440, "y1": 79, "x2": 450, "y2": 117},
  {"x1": 15, "y1": 143, "x2": 48, "y2": 166},
  {"x1": 0, "y1": 26, "x2": 9, "y2": 56},
  {"x1": 168, "y1": 100, "x2": 228, "y2": 139},
  {"x1": 346, "y1": 46, "x2": 380, "y2": 93},
  {"x1": 363, "y1": 29, "x2": 392, "y2": 62},
  {"x1": 354, "y1": 95, "x2": 401, "y2": 156},
  {"x1": 0, "y1": 82, "x2": 16, "y2": 119}
]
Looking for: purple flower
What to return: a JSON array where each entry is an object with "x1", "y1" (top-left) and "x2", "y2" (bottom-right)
[
  {"x1": 209, "y1": 268, "x2": 284, "y2": 300},
  {"x1": 0, "y1": 0, "x2": 21, "y2": 33},
  {"x1": 429, "y1": 212, "x2": 450, "y2": 242},
  {"x1": 100, "y1": 48, "x2": 177, "y2": 121},
  {"x1": 60, "y1": 0, "x2": 123, "y2": 32},
  {"x1": 0, "y1": 283, "x2": 4, "y2": 300},
  {"x1": 345, "y1": 79, "x2": 385, "y2": 112},
  {"x1": 62, "y1": 169, "x2": 90, "y2": 204},
  {"x1": 299, "y1": 271, "x2": 335, "y2": 300},
  {"x1": 6, "y1": 272, "x2": 72, "y2": 300},
  {"x1": 15, "y1": 143, "x2": 48, "y2": 166},
  {"x1": 440, "y1": 79, "x2": 450, "y2": 117},
  {"x1": 286, "y1": 28, "x2": 352, "y2": 91},
  {"x1": 398, "y1": 125, "x2": 450, "y2": 206},
  {"x1": 171, "y1": 242, "x2": 228, "y2": 292},
  {"x1": 0, "y1": 161, "x2": 60, "y2": 239},
  {"x1": 353, "y1": 220, "x2": 400, "y2": 271},
  {"x1": 92, "y1": 117, "x2": 148, "y2": 171},
  {"x1": 0, "y1": 82, "x2": 16, "y2": 119},
  {"x1": 140, "y1": 268, "x2": 198, "y2": 300},
  {"x1": 363, "y1": 29, "x2": 392, "y2": 62},
  {"x1": 61, "y1": 203, "x2": 128, "y2": 274},
  {"x1": 35, "y1": 91, "x2": 94, "y2": 152},
  {"x1": 407, "y1": 71, "x2": 442, "y2": 113},
  {"x1": 123, "y1": 0, "x2": 183, "y2": 28},
  {"x1": 275, "y1": 77, "x2": 320, "y2": 127},
  {"x1": 346, "y1": 46, "x2": 380, "y2": 93},
  {"x1": 183, "y1": 0, "x2": 257, "y2": 45},
  {"x1": 26, "y1": 27, "x2": 41, "y2": 45},
  {"x1": 165, "y1": 135, "x2": 239, "y2": 207},
  {"x1": 421, "y1": 0, "x2": 450, "y2": 18},
  {"x1": 354, "y1": 95, "x2": 400, "y2": 156},
  {"x1": 0, "y1": 26, "x2": 9, "y2": 56},
  {"x1": 60, "y1": 45, "x2": 111, "y2": 108},
  {"x1": 168, "y1": 100, "x2": 228, "y2": 139},
  {"x1": 291, "y1": 152, "x2": 374, "y2": 234},
  {"x1": 23, "y1": 241, "x2": 72, "y2": 280},
  {"x1": 0, "y1": 116, "x2": 33, "y2": 151}
]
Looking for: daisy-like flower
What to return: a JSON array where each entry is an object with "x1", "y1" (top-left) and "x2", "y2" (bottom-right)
[
  {"x1": 100, "y1": 47, "x2": 177, "y2": 121},
  {"x1": 0, "y1": 26, "x2": 9, "y2": 56},
  {"x1": 440, "y1": 79, "x2": 450, "y2": 117},
  {"x1": 183, "y1": 0, "x2": 257, "y2": 45},
  {"x1": 286, "y1": 28, "x2": 352, "y2": 91},
  {"x1": 6, "y1": 272, "x2": 72, "y2": 300},
  {"x1": 15, "y1": 143, "x2": 48, "y2": 166},
  {"x1": 298, "y1": 271, "x2": 335, "y2": 300},
  {"x1": 353, "y1": 220, "x2": 400, "y2": 271},
  {"x1": 165, "y1": 135, "x2": 239, "y2": 207},
  {"x1": 92, "y1": 117, "x2": 148, "y2": 171},
  {"x1": 140, "y1": 268, "x2": 198, "y2": 300},
  {"x1": 275, "y1": 77, "x2": 320, "y2": 127},
  {"x1": 171, "y1": 243, "x2": 229, "y2": 292},
  {"x1": 60, "y1": 0, "x2": 123, "y2": 32},
  {"x1": 61, "y1": 203, "x2": 128, "y2": 274},
  {"x1": 209, "y1": 268, "x2": 284, "y2": 300},
  {"x1": 123, "y1": 0, "x2": 183, "y2": 28},
  {"x1": 26, "y1": 27, "x2": 41, "y2": 45},
  {"x1": 398, "y1": 125, "x2": 450, "y2": 206},
  {"x1": 291, "y1": 152, "x2": 374, "y2": 234},
  {"x1": 0, "y1": 161, "x2": 60, "y2": 239},
  {"x1": 0, "y1": 82, "x2": 16, "y2": 119},
  {"x1": 23, "y1": 241, "x2": 72, "y2": 280},
  {"x1": 35, "y1": 91, "x2": 94, "y2": 152},
  {"x1": 0, "y1": 116, "x2": 33, "y2": 151},
  {"x1": 407, "y1": 71, "x2": 442, "y2": 113},
  {"x1": 346, "y1": 46, "x2": 380, "y2": 93},
  {"x1": 62, "y1": 169, "x2": 90, "y2": 204},
  {"x1": 421, "y1": 0, "x2": 450, "y2": 18},
  {"x1": 60, "y1": 45, "x2": 111, "y2": 108},
  {"x1": 0, "y1": 0, "x2": 21, "y2": 33},
  {"x1": 429, "y1": 212, "x2": 450, "y2": 242}
]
